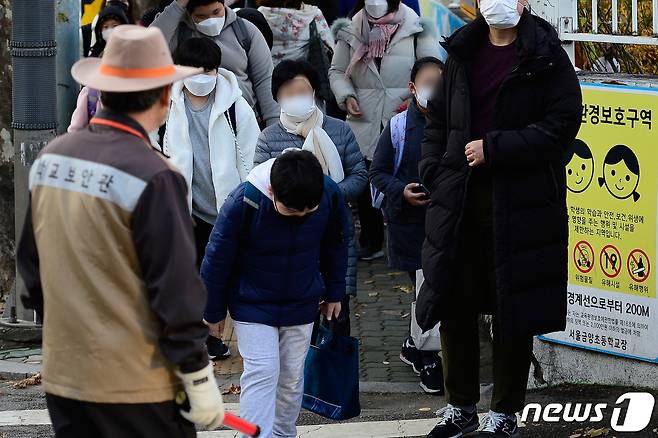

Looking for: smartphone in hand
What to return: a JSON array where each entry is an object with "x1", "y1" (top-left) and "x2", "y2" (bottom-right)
[{"x1": 412, "y1": 184, "x2": 430, "y2": 199}]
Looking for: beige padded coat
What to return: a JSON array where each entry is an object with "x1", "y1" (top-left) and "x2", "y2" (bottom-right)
[{"x1": 329, "y1": 4, "x2": 438, "y2": 160}]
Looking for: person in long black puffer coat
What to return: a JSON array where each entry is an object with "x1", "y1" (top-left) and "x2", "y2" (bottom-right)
[{"x1": 415, "y1": 5, "x2": 582, "y2": 438}]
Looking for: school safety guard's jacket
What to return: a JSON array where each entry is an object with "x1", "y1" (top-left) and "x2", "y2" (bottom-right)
[{"x1": 17, "y1": 110, "x2": 209, "y2": 404}]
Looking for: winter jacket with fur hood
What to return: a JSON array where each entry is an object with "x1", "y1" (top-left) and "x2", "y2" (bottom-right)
[{"x1": 329, "y1": 4, "x2": 438, "y2": 160}]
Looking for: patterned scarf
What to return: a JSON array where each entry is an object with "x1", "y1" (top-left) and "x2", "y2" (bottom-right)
[{"x1": 345, "y1": 9, "x2": 403, "y2": 77}]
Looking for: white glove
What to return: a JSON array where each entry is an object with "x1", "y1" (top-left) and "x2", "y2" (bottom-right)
[{"x1": 176, "y1": 362, "x2": 225, "y2": 430}]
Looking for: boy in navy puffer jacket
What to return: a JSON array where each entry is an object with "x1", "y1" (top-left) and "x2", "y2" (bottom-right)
[{"x1": 201, "y1": 150, "x2": 349, "y2": 437}]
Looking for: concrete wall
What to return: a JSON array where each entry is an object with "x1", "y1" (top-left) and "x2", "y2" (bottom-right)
[
  {"x1": 0, "y1": 0, "x2": 14, "y2": 301},
  {"x1": 530, "y1": 338, "x2": 658, "y2": 390}
]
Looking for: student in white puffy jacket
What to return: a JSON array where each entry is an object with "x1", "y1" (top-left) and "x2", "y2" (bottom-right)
[{"x1": 163, "y1": 37, "x2": 260, "y2": 361}]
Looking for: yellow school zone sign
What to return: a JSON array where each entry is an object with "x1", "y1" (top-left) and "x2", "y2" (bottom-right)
[{"x1": 541, "y1": 84, "x2": 658, "y2": 363}]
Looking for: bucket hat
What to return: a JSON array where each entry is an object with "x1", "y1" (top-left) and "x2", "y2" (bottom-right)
[{"x1": 72, "y1": 25, "x2": 201, "y2": 92}]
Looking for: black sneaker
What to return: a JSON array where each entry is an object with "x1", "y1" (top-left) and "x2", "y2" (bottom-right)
[
  {"x1": 427, "y1": 405, "x2": 479, "y2": 438},
  {"x1": 400, "y1": 337, "x2": 423, "y2": 375},
  {"x1": 419, "y1": 360, "x2": 444, "y2": 395},
  {"x1": 477, "y1": 411, "x2": 520, "y2": 437},
  {"x1": 358, "y1": 248, "x2": 385, "y2": 261},
  {"x1": 206, "y1": 335, "x2": 231, "y2": 361}
]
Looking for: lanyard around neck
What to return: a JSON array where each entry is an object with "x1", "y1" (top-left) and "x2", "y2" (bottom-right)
[{"x1": 90, "y1": 117, "x2": 150, "y2": 144}]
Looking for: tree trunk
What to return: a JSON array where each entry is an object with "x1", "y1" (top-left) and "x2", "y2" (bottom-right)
[{"x1": 0, "y1": 0, "x2": 14, "y2": 301}]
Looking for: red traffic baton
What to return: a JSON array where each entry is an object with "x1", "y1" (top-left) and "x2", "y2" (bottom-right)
[
  {"x1": 176, "y1": 391, "x2": 260, "y2": 437},
  {"x1": 224, "y1": 412, "x2": 260, "y2": 437}
]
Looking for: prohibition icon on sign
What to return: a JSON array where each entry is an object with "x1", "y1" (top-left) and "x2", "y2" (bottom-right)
[
  {"x1": 574, "y1": 240, "x2": 594, "y2": 274},
  {"x1": 600, "y1": 244, "x2": 622, "y2": 278},
  {"x1": 628, "y1": 249, "x2": 651, "y2": 283}
]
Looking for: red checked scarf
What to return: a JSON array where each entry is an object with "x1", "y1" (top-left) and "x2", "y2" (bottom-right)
[{"x1": 345, "y1": 8, "x2": 403, "y2": 77}]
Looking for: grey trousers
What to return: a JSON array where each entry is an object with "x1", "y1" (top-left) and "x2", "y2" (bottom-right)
[{"x1": 234, "y1": 321, "x2": 314, "y2": 438}]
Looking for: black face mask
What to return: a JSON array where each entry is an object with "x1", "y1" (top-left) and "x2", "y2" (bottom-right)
[
  {"x1": 285, "y1": 215, "x2": 309, "y2": 225},
  {"x1": 273, "y1": 200, "x2": 316, "y2": 225}
]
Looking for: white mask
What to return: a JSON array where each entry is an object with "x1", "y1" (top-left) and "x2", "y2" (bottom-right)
[
  {"x1": 184, "y1": 74, "x2": 217, "y2": 97},
  {"x1": 364, "y1": 0, "x2": 389, "y2": 19},
  {"x1": 196, "y1": 16, "x2": 225, "y2": 37},
  {"x1": 280, "y1": 94, "x2": 316, "y2": 121},
  {"x1": 415, "y1": 87, "x2": 434, "y2": 109},
  {"x1": 101, "y1": 28, "x2": 114, "y2": 42},
  {"x1": 479, "y1": 0, "x2": 521, "y2": 29}
]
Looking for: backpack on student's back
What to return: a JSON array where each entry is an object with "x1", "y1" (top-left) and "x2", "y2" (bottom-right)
[
  {"x1": 371, "y1": 110, "x2": 408, "y2": 209},
  {"x1": 240, "y1": 181, "x2": 344, "y2": 246}
]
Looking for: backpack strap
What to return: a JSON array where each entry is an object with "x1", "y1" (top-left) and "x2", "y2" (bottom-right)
[
  {"x1": 371, "y1": 111, "x2": 408, "y2": 209},
  {"x1": 226, "y1": 102, "x2": 237, "y2": 137},
  {"x1": 232, "y1": 17, "x2": 252, "y2": 55},
  {"x1": 231, "y1": 17, "x2": 261, "y2": 117},
  {"x1": 87, "y1": 88, "x2": 99, "y2": 120},
  {"x1": 226, "y1": 102, "x2": 251, "y2": 175},
  {"x1": 241, "y1": 180, "x2": 344, "y2": 248},
  {"x1": 177, "y1": 22, "x2": 195, "y2": 47},
  {"x1": 241, "y1": 182, "x2": 261, "y2": 246},
  {"x1": 389, "y1": 110, "x2": 408, "y2": 177}
]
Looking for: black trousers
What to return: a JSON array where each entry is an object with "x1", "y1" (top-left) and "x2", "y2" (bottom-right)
[
  {"x1": 193, "y1": 216, "x2": 214, "y2": 270},
  {"x1": 440, "y1": 220, "x2": 533, "y2": 414},
  {"x1": 357, "y1": 160, "x2": 384, "y2": 251},
  {"x1": 46, "y1": 393, "x2": 195, "y2": 438}
]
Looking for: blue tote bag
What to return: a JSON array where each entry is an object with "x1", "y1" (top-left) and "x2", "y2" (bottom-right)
[{"x1": 302, "y1": 321, "x2": 361, "y2": 420}]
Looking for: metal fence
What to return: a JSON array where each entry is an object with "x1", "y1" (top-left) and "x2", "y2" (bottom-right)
[{"x1": 531, "y1": 0, "x2": 658, "y2": 61}]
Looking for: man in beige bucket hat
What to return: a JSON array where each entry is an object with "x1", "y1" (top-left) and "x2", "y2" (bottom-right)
[{"x1": 17, "y1": 25, "x2": 225, "y2": 437}]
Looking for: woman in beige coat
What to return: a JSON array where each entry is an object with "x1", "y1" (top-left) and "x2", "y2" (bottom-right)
[{"x1": 329, "y1": 0, "x2": 438, "y2": 260}]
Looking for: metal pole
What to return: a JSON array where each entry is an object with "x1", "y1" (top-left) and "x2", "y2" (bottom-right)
[
  {"x1": 592, "y1": 0, "x2": 598, "y2": 33},
  {"x1": 1, "y1": 0, "x2": 57, "y2": 328},
  {"x1": 612, "y1": 0, "x2": 618, "y2": 34},
  {"x1": 56, "y1": 0, "x2": 81, "y2": 135}
]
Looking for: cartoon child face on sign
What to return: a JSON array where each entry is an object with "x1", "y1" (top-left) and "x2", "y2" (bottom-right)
[
  {"x1": 598, "y1": 144, "x2": 641, "y2": 202},
  {"x1": 565, "y1": 139, "x2": 594, "y2": 193}
]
